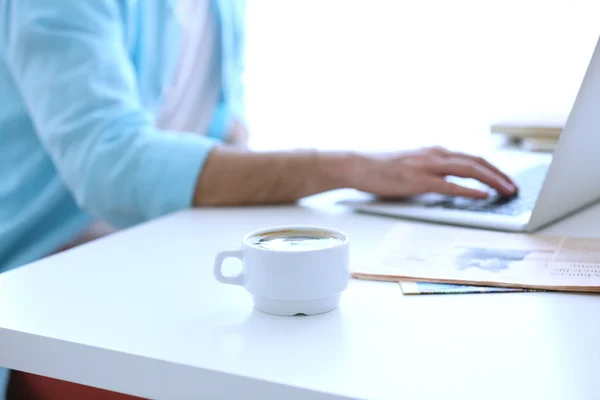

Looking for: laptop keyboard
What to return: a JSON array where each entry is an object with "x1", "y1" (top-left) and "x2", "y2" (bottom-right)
[{"x1": 429, "y1": 163, "x2": 549, "y2": 216}]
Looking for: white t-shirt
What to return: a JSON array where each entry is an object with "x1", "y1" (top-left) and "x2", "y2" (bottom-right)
[{"x1": 157, "y1": 0, "x2": 221, "y2": 135}]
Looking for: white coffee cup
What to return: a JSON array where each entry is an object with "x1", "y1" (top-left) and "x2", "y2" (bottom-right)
[{"x1": 213, "y1": 226, "x2": 350, "y2": 316}]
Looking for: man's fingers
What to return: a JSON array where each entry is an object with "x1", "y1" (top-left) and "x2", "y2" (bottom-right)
[
  {"x1": 423, "y1": 178, "x2": 489, "y2": 199},
  {"x1": 452, "y1": 152, "x2": 516, "y2": 188},
  {"x1": 430, "y1": 158, "x2": 517, "y2": 197}
]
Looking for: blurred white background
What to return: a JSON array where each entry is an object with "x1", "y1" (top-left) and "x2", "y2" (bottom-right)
[{"x1": 243, "y1": 0, "x2": 600, "y2": 154}]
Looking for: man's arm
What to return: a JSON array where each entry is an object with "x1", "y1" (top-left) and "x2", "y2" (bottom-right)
[
  {"x1": 6, "y1": 1, "x2": 216, "y2": 228},
  {"x1": 195, "y1": 146, "x2": 518, "y2": 206},
  {"x1": 194, "y1": 147, "x2": 352, "y2": 205}
]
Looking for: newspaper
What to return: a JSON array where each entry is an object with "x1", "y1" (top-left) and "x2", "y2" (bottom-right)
[{"x1": 353, "y1": 223, "x2": 600, "y2": 292}]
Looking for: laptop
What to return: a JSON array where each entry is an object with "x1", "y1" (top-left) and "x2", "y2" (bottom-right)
[{"x1": 342, "y1": 36, "x2": 600, "y2": 232}]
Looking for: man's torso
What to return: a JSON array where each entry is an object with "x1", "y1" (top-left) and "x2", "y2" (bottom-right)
[{"x1": 0, "y1": 0, "x2": 244, "y2": 273}]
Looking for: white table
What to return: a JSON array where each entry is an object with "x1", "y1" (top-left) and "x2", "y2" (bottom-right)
[{"x1": 1, "y1": 189, "x2": 600, "y2": 400}]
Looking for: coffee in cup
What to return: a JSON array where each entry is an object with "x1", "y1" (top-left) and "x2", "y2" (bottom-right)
[{"x1": 246, "y1": 229, "x2": 345, "y2": 251}]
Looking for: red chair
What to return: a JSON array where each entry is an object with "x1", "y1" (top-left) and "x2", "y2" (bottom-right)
[{"x1": 6, "y1": 370, "x2": 144, "y2": 400}]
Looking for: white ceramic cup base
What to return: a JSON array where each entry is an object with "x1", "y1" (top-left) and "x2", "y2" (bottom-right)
[{"x1": 253, "y1": 294, "x2": 341, "y2": 316}]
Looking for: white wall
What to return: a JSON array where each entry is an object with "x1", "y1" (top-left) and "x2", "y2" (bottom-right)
[{"x1": 243, "y1": 0, "x2": 600, "y2": 153}]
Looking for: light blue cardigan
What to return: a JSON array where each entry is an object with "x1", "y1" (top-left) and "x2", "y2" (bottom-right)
[{"x1": 0, "y1": 0, "x2": 244, "y2": 396}]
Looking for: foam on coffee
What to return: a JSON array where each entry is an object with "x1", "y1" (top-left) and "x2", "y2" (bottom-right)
[{"x1": 247, "y1": 229, "x2": 344, "y2": 251}]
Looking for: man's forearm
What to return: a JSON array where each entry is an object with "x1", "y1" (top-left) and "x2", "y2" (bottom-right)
[{"x1": 193, "y1": 147, "x2": 357, "y2": 206}]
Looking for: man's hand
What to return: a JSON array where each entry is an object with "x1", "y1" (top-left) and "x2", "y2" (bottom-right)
[{"x1": 342, "y1": 146, "x2": 517, "y2": 199}]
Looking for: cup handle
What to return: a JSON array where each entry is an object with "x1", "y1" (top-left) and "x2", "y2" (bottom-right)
[{"x1": 214, "y1": 249, "x2": 245, "y2": 286}]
